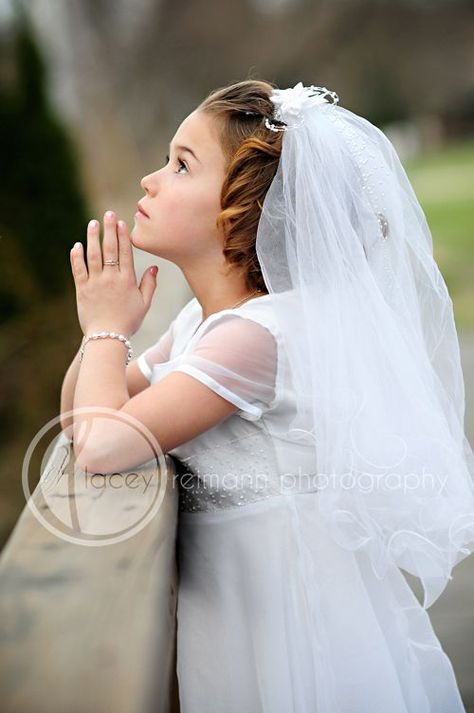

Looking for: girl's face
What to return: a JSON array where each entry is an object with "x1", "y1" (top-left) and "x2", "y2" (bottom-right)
[{"x1": 131, "y1": 109, "x2": 228, "y2": 267}]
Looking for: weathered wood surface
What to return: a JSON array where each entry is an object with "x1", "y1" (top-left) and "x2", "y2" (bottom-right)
[{"x1": 0, "y1": 432, "x2": 180, "y2": 713}]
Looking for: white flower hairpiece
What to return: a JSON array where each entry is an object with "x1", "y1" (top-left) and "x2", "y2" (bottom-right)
[{"x1": 265, "y1": 82, "x2": 340, "y2": 132}]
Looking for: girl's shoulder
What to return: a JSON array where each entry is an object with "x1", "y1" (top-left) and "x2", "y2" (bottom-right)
[
  {"x1": 175, "y1": 289, "x2": 299, "y2": 345},
  {"x1": 230, "y1": 290, "x2": 299, "y2": 335},
  {"x1": 191, "y1": 293, "x2": 277, "y2": 336}
]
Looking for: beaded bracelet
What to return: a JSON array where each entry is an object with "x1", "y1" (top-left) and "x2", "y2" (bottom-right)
[{"x1": 79, "y1": 331, "x2": 133, "y2": 366}]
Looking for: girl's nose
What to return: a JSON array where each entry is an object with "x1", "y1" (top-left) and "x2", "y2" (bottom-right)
[{"x1": 140, "y1": 171, "x2": 159, "y2": 195}]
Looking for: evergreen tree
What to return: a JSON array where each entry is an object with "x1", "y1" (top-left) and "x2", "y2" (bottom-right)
[{"x1": 0, "y1": 2, "x2": 90, "y2": 324}]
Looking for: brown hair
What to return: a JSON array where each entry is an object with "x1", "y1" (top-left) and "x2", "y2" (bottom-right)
[{"x1": 197, "y1": 79, "x2": 285, "y2": 294}]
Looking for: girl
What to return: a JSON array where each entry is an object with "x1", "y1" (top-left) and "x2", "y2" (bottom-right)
[{"x1": 64, "y1": 79, "x2": 474, "y2": 712}]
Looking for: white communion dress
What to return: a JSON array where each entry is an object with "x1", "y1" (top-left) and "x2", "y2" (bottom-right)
[{"x1": 137, "y1": 294, "x2": 467, "y2": 713}]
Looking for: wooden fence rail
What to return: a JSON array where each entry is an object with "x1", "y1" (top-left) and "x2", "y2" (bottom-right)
[{"x1": 0, "y1": 431, "x2": 180, "y2": 713}]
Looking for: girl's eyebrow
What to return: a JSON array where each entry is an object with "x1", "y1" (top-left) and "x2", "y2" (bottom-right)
[{"x1": 169, "y1": 140, "x2": 200, "y2": 164}]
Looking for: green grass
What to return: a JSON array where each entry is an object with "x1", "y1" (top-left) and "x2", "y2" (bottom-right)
[{"x1": 403, "y1": 138, "x2": 474, "y2": 331}]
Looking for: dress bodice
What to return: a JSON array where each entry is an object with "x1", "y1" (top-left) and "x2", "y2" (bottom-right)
[{"x1": 137, "y1": 294, "x2": 318, "y2": 513}]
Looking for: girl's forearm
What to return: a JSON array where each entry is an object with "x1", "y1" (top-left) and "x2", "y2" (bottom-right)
[
  {"x1": 72, "y1": 338, "x2": 130, "y2": 468},
  {"x1": 59, "y1": 344, "x2": 83, "y2": 438}
]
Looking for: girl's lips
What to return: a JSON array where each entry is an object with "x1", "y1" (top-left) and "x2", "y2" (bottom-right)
[
  {"x1": 136, "y1": 202, "x2": 150, "y2": 218},
  {"x1": 135, "y1": 210, "x2": 149, "y2": 219}
]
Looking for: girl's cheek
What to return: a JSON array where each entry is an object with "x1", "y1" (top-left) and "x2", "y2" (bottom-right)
[{"x1": 164, "y1": 192, "x2": 186, "y2": 214}]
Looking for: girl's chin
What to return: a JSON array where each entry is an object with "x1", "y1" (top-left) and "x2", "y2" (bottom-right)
[
  {"x1": 129, "y1": 226, "x2": 142, "y2": 244},
  {"x1": 129, "y1": 230, "x2": 161, "y2": 256},
  {"x1": 131, "y1": 219, "x2": 153, "y2": 239}
]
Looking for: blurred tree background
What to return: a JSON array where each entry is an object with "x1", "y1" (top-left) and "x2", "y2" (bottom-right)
[
  {"x1": 0, "y1": 4, "x2": 473, "y2": 698},
  {"x1": 0, "y1": 5, "x2": 90, "y2": 544}
]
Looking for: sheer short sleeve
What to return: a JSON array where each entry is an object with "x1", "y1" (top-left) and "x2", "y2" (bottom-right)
[
  {"x1": 137, "y1": 318, "x2": 176, "y2": 382},
  {"x1": 172, "y1": 314, "x2": 278, "y2": 421}
]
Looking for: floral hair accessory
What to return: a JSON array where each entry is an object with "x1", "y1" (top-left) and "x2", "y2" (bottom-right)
[{"x1": 265, "y1": 82, "x2": 340, "y2": 132}]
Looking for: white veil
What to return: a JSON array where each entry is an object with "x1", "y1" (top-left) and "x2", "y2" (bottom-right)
[{"x1": 255, "y1": 82, "x2": 474, "y2": 609}]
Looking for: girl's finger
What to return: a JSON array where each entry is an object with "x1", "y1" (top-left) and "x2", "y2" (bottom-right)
[
  {"x1": 117, "y1": 220, "x2": 134, "y2": 274},
  {"x1": 103, "y1": 210, "x2": 119, "y2": 268},
  {"x1": 70, "y1": 242, "x2": 88, "y2": 284},
  {"x1": 87, "y1": 219, "x2": 102, "y2": 274}
]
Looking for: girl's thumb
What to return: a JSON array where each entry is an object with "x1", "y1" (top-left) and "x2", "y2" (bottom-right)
[{"x1": 141, "y1": 265, "x2": 159, "y2": 306}]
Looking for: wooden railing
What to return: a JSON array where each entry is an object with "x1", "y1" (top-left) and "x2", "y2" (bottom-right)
[{"x1": 0, "y1": 431, "x2": 181, "y2": 713}]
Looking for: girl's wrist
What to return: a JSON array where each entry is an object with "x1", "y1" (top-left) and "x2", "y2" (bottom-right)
[
  {"x1": 79, "y1": 329, "x2": 134, "y2": 366},
  {"x1": 83, "y1": 325, "x2": 133, "y2": 339}
]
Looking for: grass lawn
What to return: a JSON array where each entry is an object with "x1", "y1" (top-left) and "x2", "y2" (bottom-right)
[{"x1": 403, "y1": 138, "x2": 474, "y2": 331}]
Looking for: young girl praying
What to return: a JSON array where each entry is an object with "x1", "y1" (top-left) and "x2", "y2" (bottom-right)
[{"x1": 62, "y1": 79, "x2": 473, "y2": 713}]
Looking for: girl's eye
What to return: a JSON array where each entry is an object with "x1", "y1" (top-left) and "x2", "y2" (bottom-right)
[{"x1": 164, "y1": 154, "x2": 188, "y2": 174}]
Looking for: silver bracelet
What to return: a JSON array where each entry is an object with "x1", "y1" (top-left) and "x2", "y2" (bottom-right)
[{"x1": 79, "y1": 331, "x2": 133, "y2": 366}]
